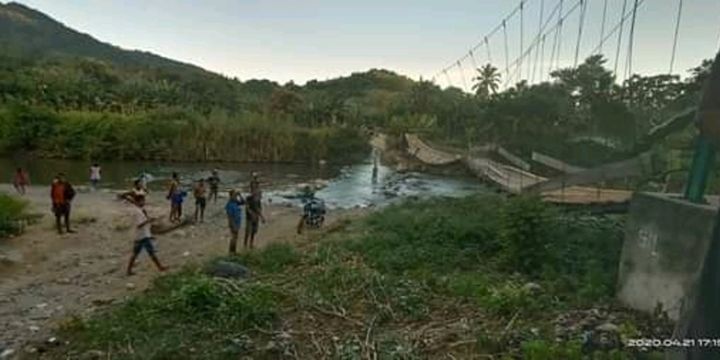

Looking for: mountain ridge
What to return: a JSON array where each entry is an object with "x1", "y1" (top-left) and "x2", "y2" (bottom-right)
[{"x1": 0, "y1": 1, "x2": 213, "y2": 76}]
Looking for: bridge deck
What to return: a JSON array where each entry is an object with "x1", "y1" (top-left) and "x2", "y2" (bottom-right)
[{"x1": 404, "y1": 134, "x2": 633, "y2": 206}]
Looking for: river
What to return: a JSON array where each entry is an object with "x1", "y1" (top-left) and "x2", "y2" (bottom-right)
[{"x1": 0, "y1": 157, "x2": 487, "y2": 209}]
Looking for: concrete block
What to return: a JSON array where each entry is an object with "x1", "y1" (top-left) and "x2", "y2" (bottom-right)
[{"x1": 617, "y1": 192, "x2": 717, "y2": 320}]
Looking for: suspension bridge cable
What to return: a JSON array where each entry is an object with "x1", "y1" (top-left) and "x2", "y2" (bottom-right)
[
  {"x1": 485, "y1": 36, "x2": 492, "y2": 64},
  {"x1": 555, "y1": 0, "x2": 564, "y2": 70},
  {"x1": 625, "y1": 0, "x2": 640, "y2": 80},
  {"x1": 505, "y1": 0, "x2": 583, "y2": 85},
  {"x1": 457, "y1": 60, "x2": 469, "y2": 92},
  {"x1": 573, "y1": 0, "x2": 587, "y2": 67},
  {"x1": 539, "y1": 34, "x2": 547, "y2": 81},
  {"x1": 588, "y1": 0, "x2": 646, "y2": 56},
  {"x1": 433, "y1": 1, "x2": 526, "y2": 81},
  {"x1": 532, "y1": 0, "x2": 545, "y2": 83},
  {"x1": 669, "y1": 0, "x2": 683, "y2": 74},
  {"x1": 614, "y1": 0, "x2": 629, "y2": 75},
  {"x1": 546, "y1": 0, "x2": 565, "y2": 72},
  {"x1": 599, "y1": 0, "x2": 608, "y2": 54},
  {"x1": 443, "y1": 70, "x2": 453, "y2": 87},
  {"x1": 469, "y1": 50, "x2": 479, "y2": 71},
  {"x1": 503, "y1": 20, "x2": 510, "y2": 86},
  {"x1": 519, "y1": 1, "x2": 525, "y2": 83}
]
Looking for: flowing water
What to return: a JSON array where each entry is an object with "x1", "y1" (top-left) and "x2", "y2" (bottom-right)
[{"x1": 0, "y1": 157, "x2": 486, "y2": 209}]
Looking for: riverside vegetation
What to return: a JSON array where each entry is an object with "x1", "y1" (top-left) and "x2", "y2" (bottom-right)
[
  {"x1": 0, "y1": 2, "x2": 715, "y2": 175},
  {"x1": 47, "y1": 195, "x2": 670, "y2": 359}
]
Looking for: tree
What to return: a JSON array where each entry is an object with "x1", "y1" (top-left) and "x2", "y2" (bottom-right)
[{"x1": 472, "y1": 64, "x2": 501, "y2": 99}]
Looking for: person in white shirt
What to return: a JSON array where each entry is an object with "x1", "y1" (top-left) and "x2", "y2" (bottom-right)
[
  {"x1": 89, "y1": 163, "x2": 101, "y2": 190},
  {"x1": 125, "y1": 193, "x2": 167, "y2": 276}
]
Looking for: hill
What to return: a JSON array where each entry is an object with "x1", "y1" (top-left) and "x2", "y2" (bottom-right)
[{"x1": 0, "y1": 1, "x2": 207, "y2": 74}]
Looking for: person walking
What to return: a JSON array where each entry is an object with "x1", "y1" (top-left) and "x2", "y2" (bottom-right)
[
  {"x1": 124, "y1": 193, "x2": 167, "y2": 276},
  {"x1": 13, "y1": 167, "x2": 29, "y2": 195},
  {"x1": 193, "y1": 178, "x2": 208, "y2": 223},
  {"x1": 89, "y1": 163, "x2": 102, "y2": 190},
  {"x1": 50, "y1": 173, "x2": 75, "y2": 234},
  {"x1": 244, "y1": 189, "x2": 265, "y2": 249},
  {"x1": 225, "y1": 190, "x2": 245, "y2": 254}
]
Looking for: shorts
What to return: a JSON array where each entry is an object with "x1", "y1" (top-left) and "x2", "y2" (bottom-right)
[
  {"x1": 246, "y1": 220, "x2": 259, "y2": 235},
  {"x1": 133, "y1": 237, "x2": 156, "y2": 256},
  {"x1": 53, "y1": 203, "x2": 69, "y2": 216},
  {"x1": 196, "y1": 198, "x2": 207, "y2": 208},
  {"x1": 228, "y1": 218, "x2": 241, "y2": 235}
]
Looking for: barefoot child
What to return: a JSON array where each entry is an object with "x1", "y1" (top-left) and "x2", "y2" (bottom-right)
[
  {"x1": 13, "y1": 167, "x2": 29, "y2": 195},
  {"x1": 125, "y1": 193, "x2": 167, "y2": 276}
]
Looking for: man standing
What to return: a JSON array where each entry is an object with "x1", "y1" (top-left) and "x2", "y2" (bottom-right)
[
  {"x1": 225, "y1": 190, "x2": 245, "y2": 254},
  {"x1": 193, "y1": 178, "x2": 208, "y2": 223},
  {"x1": 89, "y1": 163, "x2": 101, "y2": 190},
  {"x1": 125, "y1": 193, "x2": 167, "y2": 276},
  {"x1": 244, "y1": 189, "x2": 265, "y2": 249},
  {"x1": 50, "y1": 173, "x2": 75, "y2": 234},
  {"x1": 208, "y1": 170, "x2": 221, "y2": 203}
]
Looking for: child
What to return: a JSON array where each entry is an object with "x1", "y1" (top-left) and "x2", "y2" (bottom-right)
[
  {"x1": 125, "y1": 193, "x2": 167, "y2": 276},
  {"x1": 13, "y1": 167, "x2": 29, "y2": 195},
  {"x1": 89, "y1": 163, "x2": 101, "y2": 190},
  {"x1": 170, "y1": 189, "x2": 187, "y2": 223},
  {"x1": 225, "y1": 190, "x2": 245, "y2": 254}
]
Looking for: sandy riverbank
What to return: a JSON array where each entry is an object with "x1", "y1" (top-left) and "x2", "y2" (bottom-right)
[{"x1": 0, "y1": 184, "x2": 366, "y2": 354}]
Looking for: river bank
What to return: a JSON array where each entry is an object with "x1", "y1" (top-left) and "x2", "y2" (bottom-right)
[
  {"x1": 0, "y1": 184, "x2": 366, "y2": 356},
  {"x1": 25, "y1": 194, "x2": 673, "y2": 359}
]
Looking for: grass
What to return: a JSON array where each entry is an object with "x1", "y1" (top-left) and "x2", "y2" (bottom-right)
[
  {"x1": 48, "y1": 195, "x2": 671, "y2": 359},
  {"x1": 0, "y1": 192, "x2": 28, "y2": 237}
]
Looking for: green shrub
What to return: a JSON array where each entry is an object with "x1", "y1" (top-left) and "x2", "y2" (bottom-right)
[
  {"x1": 498, "y1": 196, "x2": 555, "y2": 275},
  {"x1": 0, "y1": 193, "x2": 28, "y2": 237}
]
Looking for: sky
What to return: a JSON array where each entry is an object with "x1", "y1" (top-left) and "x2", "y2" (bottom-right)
[{"x1": 14, "y1": 0, "x2": 720, "y2": 87}]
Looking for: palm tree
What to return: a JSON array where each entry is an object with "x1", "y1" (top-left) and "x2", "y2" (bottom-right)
[{"x1": 472, "y1": 64, "x2": 501, "y2": 98}]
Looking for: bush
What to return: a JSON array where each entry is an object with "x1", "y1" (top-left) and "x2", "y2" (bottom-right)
[
  {"x1": 0, "y1": 193, "x2": 28, "y2": 237},
  {"x1": 498, "y1": 196, "x2": 555, "y2": 275}
]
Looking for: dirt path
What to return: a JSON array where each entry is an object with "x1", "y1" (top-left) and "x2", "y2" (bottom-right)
[{"x1": 0, "y1": 184, "x2": 363, "y2": 355}]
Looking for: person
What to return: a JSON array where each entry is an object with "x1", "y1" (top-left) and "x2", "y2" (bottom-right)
[
  {"x1": 244, "y1": 189, "x2": 265, "y2": 249},
  {"x1": 193, "y1": 178, "x2": 208, "y2": 223},
  {"x1": 50, "y1": 173, "x2": 75, "y2": 234},
  {"x1": 89, "y1": 163, "x2": 101, "y2": 190},
  {"x1": 124, "y1": 193, "x2": 167, "y2": 276},
  {"x1": 297, "y1": 190, "x2": 326, "y2": 234},
  {"x1": 137, "y1": 171, "x2": 151, "y2": 193},
  {"x1": 225, "y1": 190, "x2": 245, "y2": 254},
  {"x1": 13, "y1": 167, "x2": 29, "y2": 195},
  {"x1": 249, "y1": 172, "x2": 261, "y2": 194},
  {"x1": 208, "y1": 170, "x2": 220, "y2": 203},
  {"x1": 170, "y1": 188, "x2": 187, "y2": 223},
  {"x1": 167, "y1": 172, "x2": 180, "y2": 222}
]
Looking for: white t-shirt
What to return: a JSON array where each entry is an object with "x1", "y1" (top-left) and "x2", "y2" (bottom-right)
[
  {"x1": 90, "y1": 166, "x2": 101, "y2": 180},
  {"x1": 132, "y1": 206, "x2": 152, "y2": 240}
]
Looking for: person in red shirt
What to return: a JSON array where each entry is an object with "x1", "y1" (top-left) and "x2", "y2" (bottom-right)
[
  {"x1": 50, "y1": 173, "x2": 75, "y2": 234},
  {"x1": 13, "y1": 167, "x2": 29, "y2": 195}
]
